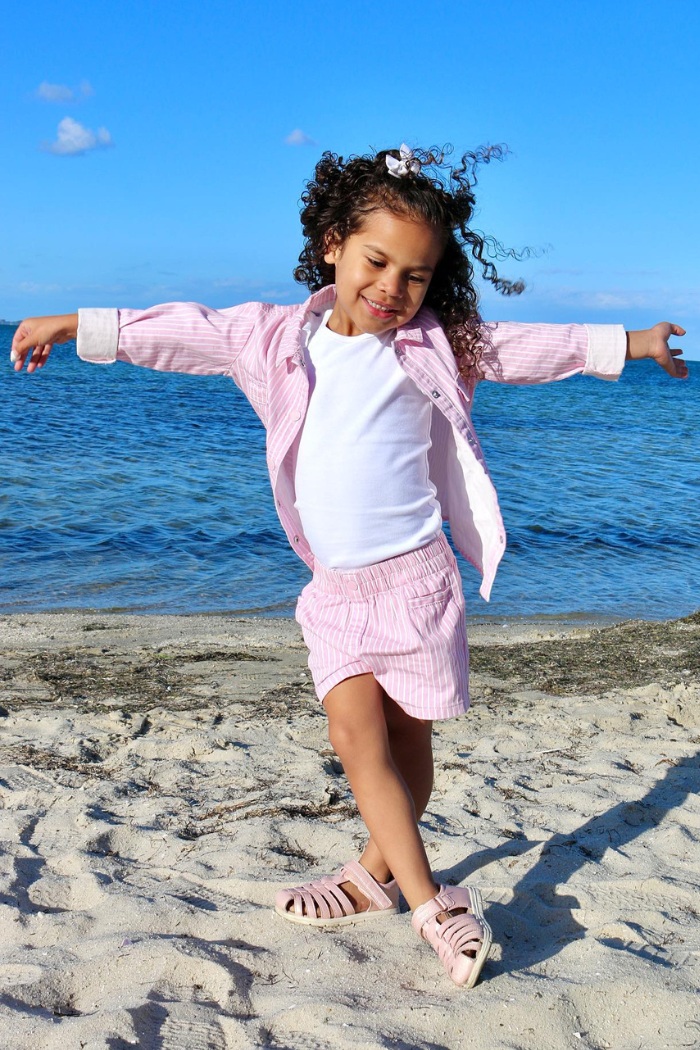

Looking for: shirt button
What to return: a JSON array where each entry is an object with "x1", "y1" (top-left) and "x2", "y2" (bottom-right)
[
  {"x1": 431, "y1": 390, "x2": 440, "y2": 398},
  {"x1": 294, "y1": 536, "x2": 300, "y2": 543},
  {"x1": 292, "y1": 411, "x2": 300, "y2": 421}
]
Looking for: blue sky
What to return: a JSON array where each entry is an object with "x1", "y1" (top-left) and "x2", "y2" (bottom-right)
[{"x1": 3, "y1": 0, "x2": 698, "y2": 358}]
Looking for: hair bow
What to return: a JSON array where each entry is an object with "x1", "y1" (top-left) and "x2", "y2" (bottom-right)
[{"x1": 385, "y1": 143, "x2": 421, "y2": 178}]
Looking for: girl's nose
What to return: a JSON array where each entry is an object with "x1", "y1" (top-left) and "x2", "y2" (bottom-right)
[{"x1": 378, "y1": 272, "x2": 404, "y2": 299}]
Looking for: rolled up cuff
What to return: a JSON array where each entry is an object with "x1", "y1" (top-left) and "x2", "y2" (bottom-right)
[
  {"x1": 583, "y1": 324, "x2": 627, "y2": 381},
  {"x1": 77, "y1": 308, "x2": 119, "y2": 363}
]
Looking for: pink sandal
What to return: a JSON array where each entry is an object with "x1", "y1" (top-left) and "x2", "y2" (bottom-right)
[
  {"x1": 412, "y1": 885, "x2": 492, "y2": 988},
  {"x1": 274, "y1": 859, "x2": 400, "y2": 926}
]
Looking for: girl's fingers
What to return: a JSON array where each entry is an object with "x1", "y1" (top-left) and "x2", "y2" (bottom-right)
[
  {"x1": 10, "y1": 325, "x2": 26, "y2": 355},
  {"x1": 11, "y1": 334, "x2": 30, "y2": 363},
  {"x1": 37, "y1": 344, "x2": 53, "y2": 368},
  {"x1": 36, "y1": 345, "x2": 53, "y2": 369},
  {"x1": 22, "y1": 346, "x2": 38, "y2": 372},
  {"x1": 25, "y1": 346, "x2": 43, "y2": 373},
  {"x1": 669, "y1": 349, "x2": 689, "y2": 376},
  {"x1": 12, "y1": 323, "x2": 35, "y2": 357},
  {"x1": 669, "y1": 350, "x2": 689, "y2": 378},
  {"x1": 10, "y1": 341, "x2": 52, "y2": 373}
]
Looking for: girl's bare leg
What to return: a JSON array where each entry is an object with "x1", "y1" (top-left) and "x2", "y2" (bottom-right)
[
  {"x1": 322, "y1": 672, "x2": 440, "y2": 913},
  {"x1": 356, "y1": 687, "x2": 434, "y2": 884}
]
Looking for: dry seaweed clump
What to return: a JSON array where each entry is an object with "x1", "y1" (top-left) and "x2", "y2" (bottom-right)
[
  {"x1": 1, "y1": 645, "x2": 269, "y2": 714},
  {"x1": 177, "y1": 792, "x2": 357, "y2": 839},
  {"x1": 470, "y1": 610, "x2": 700, "y2": 695},
  {"x1": 257, "y1": 679, "x2": 320, "y2": 718},
  {"x1": 0, "y1": 742, "x2": 113, "y2": 779}
]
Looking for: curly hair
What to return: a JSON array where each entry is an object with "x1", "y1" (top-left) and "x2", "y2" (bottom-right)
[{"x1": 293, "y1": 144, "x2": 534, "y2": 378}]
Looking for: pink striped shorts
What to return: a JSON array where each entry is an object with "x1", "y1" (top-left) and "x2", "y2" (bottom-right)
[{"x1": 294, "y1": 530, "x2": 470, "y2": 721}]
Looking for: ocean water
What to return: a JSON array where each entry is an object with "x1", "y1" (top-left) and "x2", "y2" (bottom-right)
[{"x1": 1, "y1": 322, "x2": 698, "y2": 622}]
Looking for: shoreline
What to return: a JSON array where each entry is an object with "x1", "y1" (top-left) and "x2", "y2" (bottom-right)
[
  {"x1": 1, "y1": 609, "x2": 698, "y2": 1046},
  {"x1": 2, "y1": 602, "x2": 694, "y2": 629},
  {"x1": 1, "y1": 604, "x2": 687, "y2": 627},
  {"x1": 1, "y1": 604, "x2": 697, "y2": 650}
]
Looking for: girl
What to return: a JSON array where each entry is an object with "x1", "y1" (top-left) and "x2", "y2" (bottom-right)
[{"x1": 10, "y1": 144, "x2": 688, "y2": 990}]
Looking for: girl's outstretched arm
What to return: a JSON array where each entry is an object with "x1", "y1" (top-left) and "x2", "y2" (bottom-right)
[
  {"x1": 10, "y1": 301, "x2": 260, "y2": 377},
  {"x1": 477, "y1": 318, "x2": 688, "y2": 384}
]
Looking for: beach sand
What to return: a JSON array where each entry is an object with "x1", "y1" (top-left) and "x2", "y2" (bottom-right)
[{"x1": 0, "y1": 610, "x2": 698, "y2": 1049}]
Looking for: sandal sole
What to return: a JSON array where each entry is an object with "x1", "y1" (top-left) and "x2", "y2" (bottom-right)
[{"x1": 459, "y1": 886, "x2": 492, "y2": 989}]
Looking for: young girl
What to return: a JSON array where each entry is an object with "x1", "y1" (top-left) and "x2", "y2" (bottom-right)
[{"x1": 10, "y1": 144, "x2": 688, "y2": 990}]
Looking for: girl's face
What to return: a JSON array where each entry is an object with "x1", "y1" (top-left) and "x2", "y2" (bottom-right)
[{"x1": 323, "y1": 208, "x2": 444, "y2": 338}]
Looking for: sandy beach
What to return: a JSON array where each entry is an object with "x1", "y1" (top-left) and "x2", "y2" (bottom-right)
[{"x1": 0, "y1": 610, "x2": 698, "y2": 1049}]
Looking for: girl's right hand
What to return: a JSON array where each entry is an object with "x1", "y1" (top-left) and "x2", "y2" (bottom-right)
[{"x1": 10, "y1": 313, "x2": 79, "y2": 373}]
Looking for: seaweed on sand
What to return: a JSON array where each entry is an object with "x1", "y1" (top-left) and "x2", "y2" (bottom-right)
[{"x1": 469, "y1": 611, "x2": 700, "y2": 695}]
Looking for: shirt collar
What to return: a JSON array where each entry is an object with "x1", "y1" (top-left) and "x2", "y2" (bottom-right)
[{"x1": 276, "y1": 284, "x2": 426, "y2": 365}]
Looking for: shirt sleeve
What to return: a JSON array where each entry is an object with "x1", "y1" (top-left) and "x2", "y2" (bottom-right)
[
  {"x1": 76, "y1": 301, "x2": 258, "y2": 376},
  {"x1": 476, "y1": 321, "x2": 627, "y2": 384}
]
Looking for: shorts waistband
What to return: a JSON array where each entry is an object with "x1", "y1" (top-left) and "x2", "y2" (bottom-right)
[{"x1": 311, "y1": 531, "x2": 453, "y2": 599}]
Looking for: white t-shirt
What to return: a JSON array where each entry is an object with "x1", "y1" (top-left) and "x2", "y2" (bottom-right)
[{"x1": 293, "y1": 307, "x2": 442, "y2": 569}]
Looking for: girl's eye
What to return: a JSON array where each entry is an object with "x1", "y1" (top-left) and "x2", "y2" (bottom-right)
[{"x1": 367, "y1": 258, "x2": 425, "y2": 284}]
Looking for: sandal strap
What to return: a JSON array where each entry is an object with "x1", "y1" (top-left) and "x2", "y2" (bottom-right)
[
  {"x1": 289, "y1": 877, "x2": 355, "y2": 919},
  {"x1": 432, "y1": 918, "x2": 483, "y2": 976},
  {"x1": 412, "y1": 885, "x2": 484, "y2": 939},
  {"x1": 338, "y1": 860, "x2": 395, "y2": 911},
  {"x1": 438, "y1": 912, "x2": 485, "y2": 953}
]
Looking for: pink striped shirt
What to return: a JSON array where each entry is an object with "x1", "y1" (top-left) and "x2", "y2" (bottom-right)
[{"x1": 77, "y1": 284, "x2": 626, "y2": 600}]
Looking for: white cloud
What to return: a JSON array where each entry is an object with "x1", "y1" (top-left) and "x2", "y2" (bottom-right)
[
  {"x1": 536, "y1": 266, "x2": 664, "y2": 279},
  {"x1": 257, "y1": 287, "x2": 295, "y2": 300},
  {"x1": 41, "y1": 117, "x2": 113, "y2": 157},
  {"x1": 16, "y1": 281, "x2": 63, "y2": 294},
  {"x1": 34, "y1": 79, "x2": 94, "y2": 103},
  {"x1": 285, "y1": 128, "x2": 317, "y2": 146},
  {"x1": 211, "y1": 277, "x2": 296, "y2": 300},
  {"x1": 35, "y1": 82, "x2": 73, "y2": 103},
  {"x1": 212, "y1": 277, "x2": 246, "y2": 288},
  {"x1": 480, "y1": 280, "x2": 700, "y2": 314},
  {"x1": 537, "y1": 267, "x2": 587, "y2": 277},
  {"x1": 545, "y1": 286, "x2": 700, "y2": 312}
]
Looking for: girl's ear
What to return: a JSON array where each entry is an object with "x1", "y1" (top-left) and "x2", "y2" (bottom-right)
[{"x1": 323, "y1": 231, "x2": 342, "y2": 266}]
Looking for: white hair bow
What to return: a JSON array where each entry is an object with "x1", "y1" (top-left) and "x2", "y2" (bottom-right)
[{"x1": 385, "y1": 143, "x2": 421, "y2": 178}]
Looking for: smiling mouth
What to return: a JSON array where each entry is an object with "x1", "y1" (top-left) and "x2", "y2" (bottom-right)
[{"x1": 363, "y1": 296, "x2": 397, "y2": 314}]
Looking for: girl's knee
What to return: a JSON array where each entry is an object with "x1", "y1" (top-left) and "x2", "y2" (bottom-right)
[
  {"x1": 328, "y1": 713, "x2": 385, "y2": 762},
  {"x1": 325, "y1": 679, "x2": 389, "y2": 761}
]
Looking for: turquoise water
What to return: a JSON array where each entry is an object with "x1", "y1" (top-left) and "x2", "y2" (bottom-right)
[{"x1": 1, "y1": 323, "x2": 698, "y2": 621}]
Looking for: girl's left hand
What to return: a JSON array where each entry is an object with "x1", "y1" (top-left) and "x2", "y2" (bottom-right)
[{"x1": 626, "y1": 323, "x2": 689, "y2": 378}]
